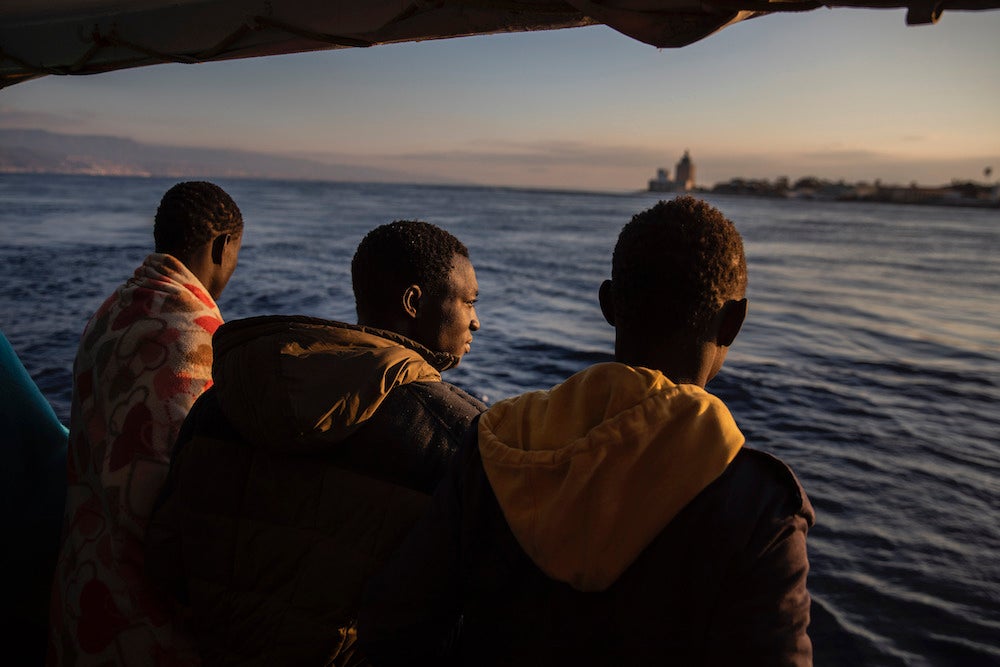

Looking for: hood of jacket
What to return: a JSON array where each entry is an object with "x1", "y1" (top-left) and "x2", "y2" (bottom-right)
[
  {"x1": 478, "y1": 362, "x2": 744, "y2": 592},
  {"x1": 211, "y1": 315, "x2": 457, "y2": 454}
]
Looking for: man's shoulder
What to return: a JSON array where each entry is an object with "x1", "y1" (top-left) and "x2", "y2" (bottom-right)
[
  {"x1": 328, "y1": 381, "x2": 483, "y2": 495},
  {"x1": 723, "y1": 447, "x2": 815, "y2": 525},
  {"x1": 635, "y1": 446, "x2": 814, "y2": 578},
  {"x1": 392, "y1": 380, "x2": 487, "y2": 421},
  {"x1": 352, "y1": 379, "x2": 485, "y2": 453}
]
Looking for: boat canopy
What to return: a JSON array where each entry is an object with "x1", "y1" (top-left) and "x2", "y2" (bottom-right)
[{"x1": 2, "y1": 0, "x2": 998, "y2": 88}]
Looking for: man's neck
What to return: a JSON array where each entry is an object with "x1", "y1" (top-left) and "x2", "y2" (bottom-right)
[{"x1": 614, "y1": 336, "x2": 714, "y2": 388}]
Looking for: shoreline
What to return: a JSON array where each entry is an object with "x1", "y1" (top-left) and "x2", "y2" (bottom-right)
[{"x1": 692, "y1": 189, "x2": 1000, "y2": 209}]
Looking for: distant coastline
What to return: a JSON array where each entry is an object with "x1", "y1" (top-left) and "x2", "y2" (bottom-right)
[
  {"x1": 0, "y1": 128, "x2": 464, "y2": 186},
  {"x1": 646, "y1": 151, "x2": 999, "y2": 209},
  {"x1": 703, "y1": 176, "x2": 999, "y2": 209},
  {"x1": 3, "y1": 129, "x2": 997, "y2": 208}
]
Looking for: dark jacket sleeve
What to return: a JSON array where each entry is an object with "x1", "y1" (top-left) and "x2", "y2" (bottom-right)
[
  {"x1": 702, "y1": 450, "x2": 815, "y2": 666},
  {"x1": 145, "y1": 387, "x2": 240, "y2": 605},
  {"x1": 143, "y1": 388, "x2": 214, "y2": 605},
  {"x1": 357, "y1": 422, "x2": 481, "y2": 666},
  {"x1": 144, "y1": 489, "x2": 187, "y2": 605}
]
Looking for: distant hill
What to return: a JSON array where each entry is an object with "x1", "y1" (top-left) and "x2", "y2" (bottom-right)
[{"x1": 0, "y1": 128, "x2": 451, "y2": 184}]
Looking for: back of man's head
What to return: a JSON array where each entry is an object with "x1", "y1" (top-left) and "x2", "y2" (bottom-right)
[
  {"x1": 352, "y1": 220, "x2": 469, "y2": 322},
  {"x1": 154, "y1": 181, "x2": 243, "y2": 260},
  {"x1": 611, "y1": 196, "x2": 747, "y2": 342}
]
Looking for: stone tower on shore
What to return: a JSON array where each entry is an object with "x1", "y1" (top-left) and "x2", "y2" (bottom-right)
[
  {"x1": 648, "y1": 151, "x2": 696, "y2": 192},
  {"x1": 675, "y1": 150, "x2": 695, "y2": 191}
]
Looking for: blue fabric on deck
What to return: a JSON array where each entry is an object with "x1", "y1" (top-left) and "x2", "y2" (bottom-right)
[{"x1": 1, "y1": 329, "x2": 68, "y2": 664}]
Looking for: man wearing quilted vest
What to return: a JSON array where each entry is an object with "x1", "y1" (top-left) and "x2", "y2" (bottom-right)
[
  {"x1": 145, "y1": 220, "x2": 484, "y2": 665},
  {"x1": 359, "y1": 197, "x2": 815, "y2": 666}
]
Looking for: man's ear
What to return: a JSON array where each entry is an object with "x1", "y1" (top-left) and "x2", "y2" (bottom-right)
[
  {"x1": 599, "y1": 280, "x2": 616, "y2": 327},
  {"x1": 717, "y1": 298, "x2": 748, "y2": 347},
  {"x1": 210, "y1": 233, "x2": 230, "y2": 266},
  {"x1": 402, "y1": 284, "x2": 422, "y2": 319}
]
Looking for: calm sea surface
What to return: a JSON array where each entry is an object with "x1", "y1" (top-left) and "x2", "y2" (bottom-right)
[{"x1": 2, "y1": 174, "x2": 998, "y2": 665}]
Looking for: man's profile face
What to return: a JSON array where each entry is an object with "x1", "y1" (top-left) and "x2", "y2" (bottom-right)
[{"x1": 414, "y1": 254, "x2": 480, "y2": 363}]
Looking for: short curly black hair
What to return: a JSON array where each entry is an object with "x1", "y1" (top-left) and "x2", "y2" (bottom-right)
[
  {"x1": 612, "y1": 196, "x2": 747, "y2": 338},
  {"x1": 352, "y1": 220, "x2": 469, "y2": 318},
  {"x1": 153, "y1": 181, "x2": 243, "y2": 258}
]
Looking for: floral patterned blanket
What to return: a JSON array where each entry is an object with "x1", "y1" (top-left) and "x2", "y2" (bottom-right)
[{"x1": 49, "y1": 254, "x2": 222, "y2": 666}]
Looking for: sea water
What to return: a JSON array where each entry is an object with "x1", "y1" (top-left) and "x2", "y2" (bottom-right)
[{"x1": 1, "y1": 174, "x2": 998, "y2": 666}]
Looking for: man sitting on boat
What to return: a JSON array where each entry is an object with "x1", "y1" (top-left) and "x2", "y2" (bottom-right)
[
  {"x1": 145, "y1": 220, "x2": 485, "y2": 665},
  {"x1": 358, "y1": 196, "x2": 815, "y2": 666},
  {"x1": 47, "y1": 181, "x2": 244, "y2": 666}
]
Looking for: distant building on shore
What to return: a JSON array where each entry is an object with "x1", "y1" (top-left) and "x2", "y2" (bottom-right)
[{"x1": 648, "y1": 150, "x2": 696, "y2": 192}]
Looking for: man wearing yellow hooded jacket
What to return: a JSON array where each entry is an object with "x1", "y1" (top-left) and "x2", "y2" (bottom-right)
[
  {"x1": 144, "y1": 220, "x2": 485, "y2": 665},
  {"x1": 358, "y1": 197, "x2": 815, "y2": 666}
]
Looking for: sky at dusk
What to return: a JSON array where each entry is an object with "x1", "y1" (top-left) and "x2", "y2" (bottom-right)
[{"x1": 2, "y1": 7, "x2": 998, "y2": 190}]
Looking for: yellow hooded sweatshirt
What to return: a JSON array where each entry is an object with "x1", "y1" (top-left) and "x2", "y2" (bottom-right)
[{"x1": 478, "y1": 362, "x2": 744, "y2": 592}]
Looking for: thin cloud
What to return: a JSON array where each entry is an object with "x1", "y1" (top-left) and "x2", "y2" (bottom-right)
[{"x1": 0, "y1": 107, "x2": 90, "y2": 130}]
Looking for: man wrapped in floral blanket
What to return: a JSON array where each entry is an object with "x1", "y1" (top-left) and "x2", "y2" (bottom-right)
[{"x1": 47, "y1": 182, "x2": 244, "y2": 667}]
